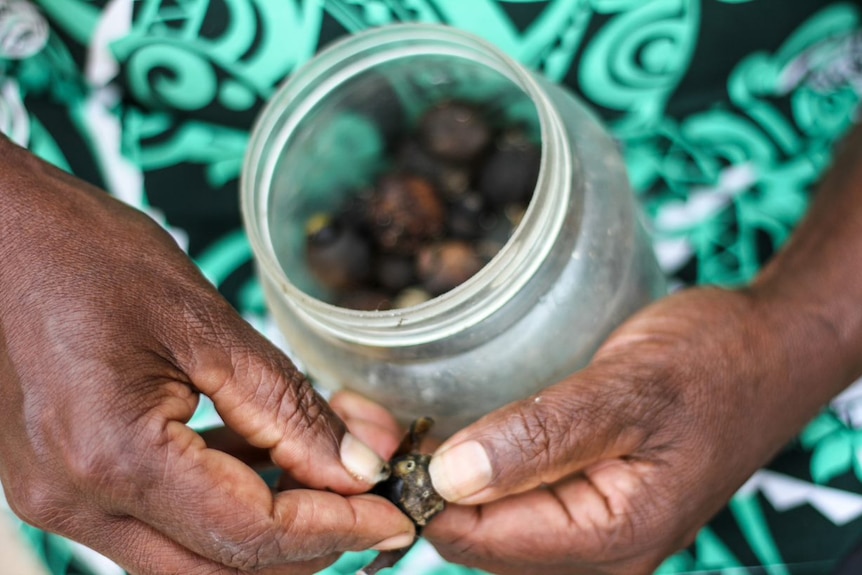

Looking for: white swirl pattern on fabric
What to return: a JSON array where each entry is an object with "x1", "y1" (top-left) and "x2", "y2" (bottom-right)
[
  {"x1": 0, "y1": 0, "x2": 47, "y2": 59},
  {"x1": 0, "y1": 78, "x2": 28, "y2": 145}
]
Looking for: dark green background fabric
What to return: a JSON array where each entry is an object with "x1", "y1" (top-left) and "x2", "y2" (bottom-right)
[{"x1": 2, "y1": 1, "x2": 862, "y2": 573}]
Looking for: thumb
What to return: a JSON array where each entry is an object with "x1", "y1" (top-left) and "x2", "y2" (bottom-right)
[
  {"x1": 182, "y1": 310, "x2": 389, "y2": 493},
  {"x1": 428, "y1": 363, "x2": 654, "y2": 504}
]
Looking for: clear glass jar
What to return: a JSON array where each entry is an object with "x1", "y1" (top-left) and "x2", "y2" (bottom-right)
[{"x1": 241, "y1": 24, "x2": 666, "y2": 437}]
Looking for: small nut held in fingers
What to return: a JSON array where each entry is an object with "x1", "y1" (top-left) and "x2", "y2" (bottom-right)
[{"x1": 360, "y1": 418, "x2": 446, "y2": 574}]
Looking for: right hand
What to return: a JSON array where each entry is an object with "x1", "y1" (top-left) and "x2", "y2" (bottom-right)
[
  {"x1": 420, "y1": 285, "x2": 859, "y2": 575},
  {"x1": 0, "y1": 139, "x2": 415, "y2": 574}
]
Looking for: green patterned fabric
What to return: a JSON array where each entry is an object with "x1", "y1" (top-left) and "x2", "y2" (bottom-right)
[{"x1": 2, "y1": 1, "x2": 862, "y2": 573}]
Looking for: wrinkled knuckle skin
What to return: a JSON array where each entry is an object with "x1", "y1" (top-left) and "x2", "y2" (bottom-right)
[
  {"x1": 283, "y1": 377, "x2": 334, "y2": 441},
  {"x1": 225, "y1": 548, "x2": 264, "y2": 572},
  {"x1": 218, "y1": 538, "x2": 265, "y2": 572},
  {"x1": 498, "y1": 402, "x2": 569, "y2": 475},
  {"x1": 513, "y1": 409, "x2": 554, "y2": 459},
  {"x1": 217, "y1": 527, "x2": 286, "y2": 572}
]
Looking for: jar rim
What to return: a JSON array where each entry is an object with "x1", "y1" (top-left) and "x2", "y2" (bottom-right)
[{"x1": 241, "y1": 23, "x2": 573, "y2": 347}]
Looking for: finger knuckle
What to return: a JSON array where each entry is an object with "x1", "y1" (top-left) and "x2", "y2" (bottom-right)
[
  {"x1": 229, "y1": 347, "x2": 331, "y2": 445},
  {"x1": 502, "y1": 402, "x2": 570, "y2": 470},
  {"x1": 63, "y1": 427, "x2": 138, "y2": 494},
  {"x1": 218, "y1": 526, "x2": 282, "y2": 571},
  {"x1": 225, "y1": 547, "x2": 263, "y2": 572},
  {"x1": 516, "y1": 410, "x2": 554, "y2": 457},
  {"x1": 219, "y1": 539, "x2": 266, "y2": 571},
  {"x1": 280, "y1": 376, "x2": 331, "y2": 440}
]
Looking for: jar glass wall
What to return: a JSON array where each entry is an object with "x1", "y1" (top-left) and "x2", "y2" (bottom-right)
[{"x1": 242, "y1": 24, "x2": 666, "y2": 437}]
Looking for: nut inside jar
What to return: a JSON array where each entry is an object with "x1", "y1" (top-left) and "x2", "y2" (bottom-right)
[{"x1": 299, "y1": 98, "x2": 541, "y2": 310}]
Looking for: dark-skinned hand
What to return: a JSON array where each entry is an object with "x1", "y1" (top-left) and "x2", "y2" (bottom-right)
[
  {"x1": 335, "y1": 122, "x2": 862, "y2": 575},
  {"x1": 0, "y1": 138, "x2": 415, "y2": 575},
  {"x1": 423, "y1": 287, "x2": 842, "y2": 575},
  {"x1": 335, "y1": 285, "x2": 861, "y2": 575}
]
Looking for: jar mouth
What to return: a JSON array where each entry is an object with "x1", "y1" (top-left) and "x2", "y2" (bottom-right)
[{"x1": 241, "y1": 24, "x2": 572, "y2": 347}]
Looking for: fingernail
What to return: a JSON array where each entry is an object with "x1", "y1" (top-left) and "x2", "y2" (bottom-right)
[
  {"x1": 340, "y1": 432, "x2": 390, "y2": 484},
  {"x1": 371, "y1": 532, "x2": 415, "y2": 551},
  {"x1": 429, "y1": 440, "x2": 492, "y2": 502}
]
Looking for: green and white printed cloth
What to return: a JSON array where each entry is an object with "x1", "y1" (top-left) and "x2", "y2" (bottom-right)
[{"x1": 2, "y1": 1, "x2": 862, "y2": 573}]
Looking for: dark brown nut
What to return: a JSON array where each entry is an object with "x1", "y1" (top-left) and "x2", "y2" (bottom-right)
[
  {"x1": 368, "y1": 174, "x2": 446, "y2": 254},
  {"x1": 478, "y1": 139, "x2": 541, "y2": 207},
  {"x1": 418, "y1": 100, "x2": 492, "y2": 162},
  {"x1": 334, "y1": 289, "x2": 392, "y2": 311},
  {"x1": 373, "y1": 418, "x2": 445, "y2": 526},
  {"x1": 305, "y1": 213, "x2": 372, "y2": 292},
  {"x1": 416, "y1": 240, "x2": 485, "y2": 295},
  {"x1": 362, "y1": 418, "x2": 444, "y2": 575},
  {"x1": 375, "y1": 254, "x2": 418, "y2": 293}
]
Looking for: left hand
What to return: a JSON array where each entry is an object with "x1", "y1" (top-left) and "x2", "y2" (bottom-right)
[{"x1": 0, "y1": 139, "x2": 414, "y2": 575}]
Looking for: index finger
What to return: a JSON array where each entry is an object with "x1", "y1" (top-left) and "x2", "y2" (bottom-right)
[
  {"x1": 112, "y1": 420, "x2": 415, "y2": 571},
  {"x1": 428, "y1": 360, "x2": 659, "y2": 505},
  {"x1": 170, "y1": 295, "x2": 390, "y2": 490}
]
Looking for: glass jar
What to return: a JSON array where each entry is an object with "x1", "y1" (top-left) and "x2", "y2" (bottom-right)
[{"x1": 241, "y1": 24, "x2": 666, "y2": 438}]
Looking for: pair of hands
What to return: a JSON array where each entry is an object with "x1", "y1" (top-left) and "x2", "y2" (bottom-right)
[{"x1": 1, "y1": 137, "x2": 857, "y2": 575}]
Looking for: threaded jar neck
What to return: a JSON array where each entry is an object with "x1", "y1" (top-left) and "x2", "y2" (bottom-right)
[{"x1": 242, "y1": 24, "x2": 573, "y2": 347}]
